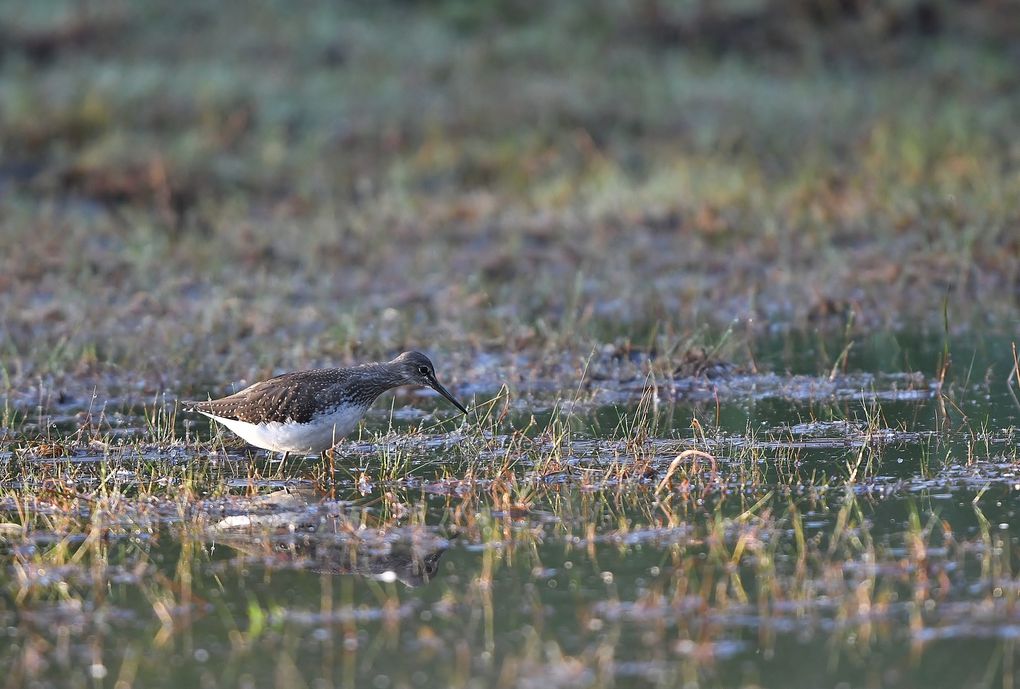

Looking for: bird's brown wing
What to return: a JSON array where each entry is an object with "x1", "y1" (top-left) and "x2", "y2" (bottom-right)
[{"x1": 185, "y1": 368, "x2": 352, "y2": 425}]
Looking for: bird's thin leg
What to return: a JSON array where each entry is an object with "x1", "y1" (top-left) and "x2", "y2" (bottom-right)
[
  {"x1": 326, "y1": 446, "x2": 337, "y2": 500},
  {"x1": 281, "y1": 451, "x2": 290, "y2": 464}
]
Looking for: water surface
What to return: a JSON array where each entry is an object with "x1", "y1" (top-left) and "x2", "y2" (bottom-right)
[{"x1": 2, "y1": 332, "x2": 1019, "y2": 688}]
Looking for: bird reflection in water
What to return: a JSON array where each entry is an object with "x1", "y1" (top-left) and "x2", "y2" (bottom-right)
[{"x1": 208, "y1": 488, "x2": 447, "y2": 587}]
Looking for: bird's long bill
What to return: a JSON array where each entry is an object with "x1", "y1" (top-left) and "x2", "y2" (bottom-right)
[{"x1": 427, "y1": 375, "x2": 468, "y2": 415}]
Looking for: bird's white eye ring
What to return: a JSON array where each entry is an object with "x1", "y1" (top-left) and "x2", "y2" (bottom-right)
[{"x1": 417, "y1": 365, "x2": 430, "y2": 376}]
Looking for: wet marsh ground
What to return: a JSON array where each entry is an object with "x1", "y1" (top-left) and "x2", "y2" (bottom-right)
[
  {"x1": 3, "y1": 333, "x2": 1020, "y2": 689},
  {"x1": 3, "y1": 1, "x2": 1020, "y2": 688}
]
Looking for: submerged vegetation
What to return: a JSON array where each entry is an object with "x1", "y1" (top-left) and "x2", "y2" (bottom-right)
[
  {"x1": 2, "y1": 332, "x2": 1018, "y2": 688},
  {"x1": 1, "y1": 1, "x2": 1020, "y2": 688}
]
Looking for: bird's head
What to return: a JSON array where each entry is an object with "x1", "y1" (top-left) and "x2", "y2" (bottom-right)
[{"x1": 389, "y1": 351, "x2": 468, "y2": 414}]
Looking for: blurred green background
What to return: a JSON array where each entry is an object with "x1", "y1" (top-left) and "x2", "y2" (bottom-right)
[{"x1": 1, "y1": 0, "x2": 1018, "y2": 389}]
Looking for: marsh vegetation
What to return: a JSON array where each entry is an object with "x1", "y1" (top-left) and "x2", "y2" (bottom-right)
[{"x1": 1, "y1": 1, "x2": 1019, "y2": 687}]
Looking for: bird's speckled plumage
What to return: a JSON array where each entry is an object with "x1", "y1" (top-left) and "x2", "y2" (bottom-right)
[
  {"x1": 184, "y1": 351, "x2": 467, "y2": 455},
  {"x1": 187, "y1": 366, "x2": 396, "y2": 425}
]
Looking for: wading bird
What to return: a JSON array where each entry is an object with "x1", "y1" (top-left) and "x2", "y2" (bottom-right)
[{"x1": 186, "y1": 351, "x2": 467, "y2": 459}]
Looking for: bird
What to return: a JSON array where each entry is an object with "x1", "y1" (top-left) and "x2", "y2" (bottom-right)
[{"x1": 184, "y1": 351, "x2": 467, "y2": 459}]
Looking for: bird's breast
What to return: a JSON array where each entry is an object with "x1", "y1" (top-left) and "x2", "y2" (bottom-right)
[{"x1": 205, "y1": 404, "x2": 369, "y2": 454}]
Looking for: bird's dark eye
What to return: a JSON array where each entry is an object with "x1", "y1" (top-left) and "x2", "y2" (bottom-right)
[{"x1": 417, "y1": 365, "x2": 430, "y2": 376}]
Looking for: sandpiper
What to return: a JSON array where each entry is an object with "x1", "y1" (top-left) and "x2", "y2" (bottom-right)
[{"x1": 185, "y1": 351, "x2": 467, "y2": 458}]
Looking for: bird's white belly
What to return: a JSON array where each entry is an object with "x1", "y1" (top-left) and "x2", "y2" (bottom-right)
[{"x1": 203, "y1": 406, "x2": 367, "y2": 454}]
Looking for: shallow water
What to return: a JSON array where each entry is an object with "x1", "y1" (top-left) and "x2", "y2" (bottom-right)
[{"x1": 2, "y1": 332, "x2": 1019, "y2": 688}]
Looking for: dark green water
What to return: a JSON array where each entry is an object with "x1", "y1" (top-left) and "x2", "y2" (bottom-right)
[{"x1": 2, "y1": 331, "x2": 1020, "y2": 688}]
